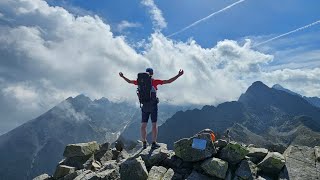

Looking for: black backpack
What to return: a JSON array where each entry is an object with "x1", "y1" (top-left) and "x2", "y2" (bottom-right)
[{"x1": 136, "y1": 73, "x2": 152, "y2": 106}]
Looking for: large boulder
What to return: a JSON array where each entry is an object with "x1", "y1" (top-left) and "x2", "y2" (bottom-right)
[
  {"x1": 147, "y1": 166, "x2": 167, "y2": 180},
  {"x1": 247, "y1": 147, "x2": 268, "y2": 164},
  {"x1": 63, "y1": 141, "x2": 100, "y2": 158},
  {"x1": 280, "y1": 145, "x2": 319, "y2": 180},
  {"x1": 32, "y1": 174, "x2": 51, "y2": 180},
  {"x1": 235, "y1": 160, "x2": 257, "y2": 180},
  {"x1": 174, "y1": 130, "x2": 217, "y2": 162},
  {"x1": 60, "y1": 154, "x2": 94, "y2": 169},
  {"x1": 53, "y1": 165, "x2": 76, "y2": 179},
  {"x1": 257, "y1": 152, "x2": 285, "y2": 174},
  {"x1": 200, "y1": 157, "x2": 228, "y2": 179},
  {"x1": 120, "y1": 156, "x2": 148, "y2": 180},
  {"x1": 139, "y1": 143, "x2": 170, "y2": 167},
  {"x1": 219, "y1": 142, "x2": 249, "y2": 164}
]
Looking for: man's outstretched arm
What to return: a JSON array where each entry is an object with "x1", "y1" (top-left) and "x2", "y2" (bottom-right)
[
  {"x1": 119, "y1": 72, "x2": 135, "y2": 84},
  {"x1": 163, "y1": 69, "x2": 184, "y2": 84}
]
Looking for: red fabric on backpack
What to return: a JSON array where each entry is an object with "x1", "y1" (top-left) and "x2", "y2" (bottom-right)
[{"x1": 134, "y1": 79, "x2": 164, "y2": 90}]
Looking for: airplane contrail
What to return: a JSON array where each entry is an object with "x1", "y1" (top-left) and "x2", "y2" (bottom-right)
[
  {"x1": 254, "y1": 19, "x2": 320, "y2": 47},
  {"x1": 167, "y1": 0, "x2": 246, "y2": 38}
]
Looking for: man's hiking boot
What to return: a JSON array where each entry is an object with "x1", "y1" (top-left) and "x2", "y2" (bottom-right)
[
  {"x1": 151, "y1": 142, "x2": 161, "y2": 149},
  {"x1": 143, "y1": 141, "x2": 148, "y2": 149}
]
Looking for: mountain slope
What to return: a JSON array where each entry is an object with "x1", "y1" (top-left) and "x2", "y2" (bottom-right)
[
  {"x1": 0, "y1": 95, "x2": 137, "y2": 180},
  {"x1": 272, "y1": 84, "x2": 320, "y2": 108},
  {"x1": 157, "y1": 102, "x2": 248, "y2": 149},
  {"x1": 157, "y1": 81, "x2": 320, "y2": 150}
]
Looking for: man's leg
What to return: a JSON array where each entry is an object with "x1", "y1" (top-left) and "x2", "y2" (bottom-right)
[
  {"x1": 151, "y1": 106, "x2": 160, "y2": 149},
  {"x1": 141, "y1": 110, "x2": 149, "y2": 148},
  {"x1": 151, "y1": 122, "x2": 158, "y2": 143},
  {"x1": 141, "y1": 122, "x2": 147, "y2": 142}
]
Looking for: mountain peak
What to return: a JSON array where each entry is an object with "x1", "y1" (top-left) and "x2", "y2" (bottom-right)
[
  {"x1": 239, "y1": 81, "x2": 270, "y2": 100},
  {"x1": 74, "y1": 94, "x2": 92, "y2": 101},
  {"x1": 250, "y1": 81, "x2": 269, "y2": 90}
]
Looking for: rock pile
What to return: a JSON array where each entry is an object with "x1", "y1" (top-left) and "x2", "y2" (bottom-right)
[{"x1": 33, "y1": 129, "x2": 318, "y2": 180}]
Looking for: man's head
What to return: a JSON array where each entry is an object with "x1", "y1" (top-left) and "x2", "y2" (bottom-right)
[{"x1": 146, "y1": 68, "x2": 153, "y2": 76}]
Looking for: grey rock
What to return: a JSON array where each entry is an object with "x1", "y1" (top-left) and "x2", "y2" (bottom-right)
[
  {"x1": 162, "y1": 168, "x2": 175, "y2": 180},
  {"x1": 201, "y1": 157, "x2": 228, "y2": 179},
  {"x1": 255, "y1": 175, "x2": 274, "y2": 180},
  {"x1": 161, "y1": 151, "x2": 183, "y2": 168},
  {"x1": 33, "y1": 174, "x2": 51, "y2": 180},
  {"x1": 215, "y1": 139, "x2": 228, "y2": 149},
  {"x1": 315, "y1": 146, "x2": 320, "y2": 161},
  {"x1": 235, "y1": 160, "x2": 257, "y2": 180},
  {"x1": 281, "y1": 145, "x2": 319, "y2": 180},
  {"x1": 74, "y1": 171, "x2": 97, "y2": 180},
  {"x1": 139, "y1": 143, "x2": 170, "y2": 167},
  {"x1": 186, "y1": 170, "x2": 214, "y2": 180},
  {"x1": 115, "y1": 140, "x2": 124, "y2": 151},
  {"x1": 63, "y1": 141, "x2": 100, "y2": 158},
  {"x1": 72, "y1": 170, "x2": 93, "y2": 180},
  {"x1": 219, "y1": 142, "x2": 249, "y2": 164},
  {"x1": 174, "y1": 132, "x2": 217, "y2": 162},
  {"x1": 120, "y1": 156, "x2": 148, "y2": 180},
  {"x1": 60, "y1": 169, "x2": 88, "y2": 180},
  {"x1": 112, "y1": 149, "x2": 129, "y2": 162},
  {"x1": 98, "y1": 160, "x2": 118, "y2": 172},
  {"x1": 247, "y1": 147, "x2": 268, "y2": 164},
  {"x1": 83, "y1": 159, "x2": 101, "y2": 171},
  {"x1": 90, "y1": 169, "x2": 120, "y2": 180},
  {"x1": 60, "y1": 154, "x2": 94, "y2": 169},
  {"x1": 53, "y1": 165, "x2": 76, "y2": 179},
  {"x1": 225, "y1": 169, "x2": 233, "y2": 180},
  {"x1": 100, "y1": 142, "x2": 110, "y2": 151},
  {"x1": 257, "y1": 152, "x2": 285, "y2": 175},
  {"x1": 147, "y1": 166, "x2": 167, "y2": 180},
  {"x1": 99, "y1": 150, "x2": 114, "y2": 165}
]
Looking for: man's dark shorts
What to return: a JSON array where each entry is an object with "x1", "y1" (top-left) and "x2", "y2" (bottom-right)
[{"x1": 141, "y1": 102, "x2": 158, "y2": 123}]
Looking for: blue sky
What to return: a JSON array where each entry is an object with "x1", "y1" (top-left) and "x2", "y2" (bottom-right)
[{"x1": 46, "y1": 0, "x2": 320, "y2": 48}]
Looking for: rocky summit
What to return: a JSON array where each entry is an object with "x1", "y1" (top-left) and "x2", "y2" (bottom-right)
[{"x1": 33, "y1": 129, "x2": 319, "y2": 180}]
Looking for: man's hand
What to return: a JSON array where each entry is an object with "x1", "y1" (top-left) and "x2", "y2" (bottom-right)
[
  {"x1": 178, "y1": 69, "x2": 184, "y2": 76},
  {"x1": 119, "y1": 72, "x2": 124, "y2": 78}
]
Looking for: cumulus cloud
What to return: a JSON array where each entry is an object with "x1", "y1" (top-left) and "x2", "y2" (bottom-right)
[
  {"x1": 0, "y1": 0, "x2": 319, "y2": 134},
  {"x1": 116, "y1": 20, "x2": 141, "y2": 32},
  {"x1": 141, "y1": 0, "x2": 167, "y2": 30}
]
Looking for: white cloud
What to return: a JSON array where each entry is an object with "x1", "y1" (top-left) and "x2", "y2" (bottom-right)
[
  {"x1": 116, "y1": 20, "x2": 141, "y2": 32},
  {"x1": 261, "y1": 68, "x2": 320, "y2": 97},
  {"x1": 141, "y1": 0, "x2": 167, "y2": 30},
  {"x1": 0, "y1": 0, "x2": 320, "y2": 134}
]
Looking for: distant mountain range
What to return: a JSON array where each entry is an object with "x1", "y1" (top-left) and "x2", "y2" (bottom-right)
[
  {"x1": 0, "y1": 95, "x2": 187, "y2": 180},
  {"x1": 157, "y1": 81, "x2": 320, "y2": 151},
  {"x1": 272, "y1": 84, "x2": 320, "y2": 108},
  {"x1": 1, "y1": 82, "x2": 320, "y2": 180}
]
